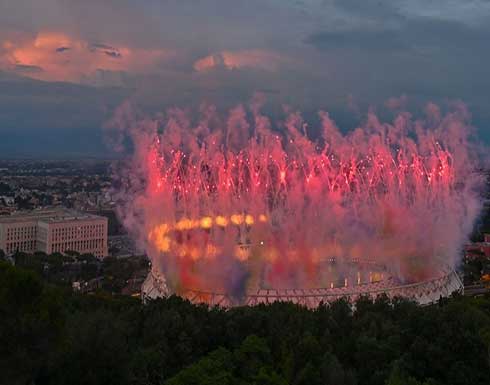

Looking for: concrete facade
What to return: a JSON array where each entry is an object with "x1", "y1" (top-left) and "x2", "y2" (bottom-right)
[{"x1": 0, "y1": 209, "x2": 108, "y2": 257}]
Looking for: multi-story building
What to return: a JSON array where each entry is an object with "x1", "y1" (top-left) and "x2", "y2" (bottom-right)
[{"x1": 0, "y1": 209, "x2": 108, "y2": 257}]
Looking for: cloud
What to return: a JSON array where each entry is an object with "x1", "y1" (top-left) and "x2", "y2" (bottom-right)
[
  {"x1": 1, "y1": 0, "x2": 490, "y2": 156},
  {"x1": 385, "y1": 94, "x2": 408, "y2": 110},
  {"x1": 91, "y1": 43, "x2": 117, "y2": 50},
  {"x1": 193, "y1": 50, "x2": 290, "y2": 72},
  {"x1": 104, "y1": 50, "x2": 122, "y2": 58},
  {"x1": 306, "y1": 29, "x2": 407, "y2": 52},
  {"x1": 14, "y1": 63, "x2": 44, "y2": 73},
  {"x1": 0, "y1": 31, "x2": 175, "y2": 83}
]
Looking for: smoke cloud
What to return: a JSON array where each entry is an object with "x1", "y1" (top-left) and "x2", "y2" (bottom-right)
[{"x1": 107, "y1": 99, "x2": 484, "y2": 300}]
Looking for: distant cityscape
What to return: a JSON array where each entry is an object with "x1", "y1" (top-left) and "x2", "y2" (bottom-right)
[
  {"x1": 0, "y1": 159, "x2": 114, "y2": 213},
  {"x1": 0, "y1": 159, "x2": 489, "y2": 301},
  {"x1": 0, "y1": 160, "x2": 147, "y2": 297},
  {"x1": 0, "y1": 159, "x2": 138, "y2": 254}
]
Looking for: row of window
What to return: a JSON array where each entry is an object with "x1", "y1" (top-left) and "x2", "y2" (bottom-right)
[
  {"x1": 51, "y1": 232, "x2": 105, "y2": 242},
  {"x1": 4, "y1": 223, "x2": 106, "y2": 242},
  {"x1": 5, "y1": 226, "x2": 37, "y2": 241},
  {"x1": 51, "y1": 224, "x2": 105, "y2": 241},
  {"x1": 4, "y1": 240, "x2": 36, "y2": 254},
  {"x1": 51, "y1": 238, "x2": 106, "y2": 254},
  {"x1": 3, "y1": 239, "x2": 106, "y2": 255}
]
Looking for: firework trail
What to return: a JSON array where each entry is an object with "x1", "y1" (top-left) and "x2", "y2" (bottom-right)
[{"x1": 107, "y1": 100, "x2": 483, "y2": 299}]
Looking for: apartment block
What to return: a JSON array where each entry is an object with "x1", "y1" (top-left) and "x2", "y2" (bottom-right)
[{"x1": 0, "y1": 209, "x2": 108, "y2": 257}]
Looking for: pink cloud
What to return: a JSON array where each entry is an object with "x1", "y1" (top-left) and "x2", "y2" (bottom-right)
[
  {"x1": 1, "y1": 31, "x2": 175, "y2": 83},
  {"x1": 194, "y1": 49, "x2": 289, "y2": 72},
  {"x1": 385, "y1": 94, "x2": 408, "y2": 110}
]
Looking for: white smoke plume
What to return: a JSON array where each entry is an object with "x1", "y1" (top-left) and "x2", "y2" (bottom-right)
[{"x1": 106, "y1": 99, "x2": 484, "y2": 298}]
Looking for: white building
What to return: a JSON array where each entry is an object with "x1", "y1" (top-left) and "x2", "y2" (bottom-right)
[{"x1": 0, "y1": 208, "x2": 108, "y2": 257}]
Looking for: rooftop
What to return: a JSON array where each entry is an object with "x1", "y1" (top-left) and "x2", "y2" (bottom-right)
[{"x1": 0, "y1": 208, "x2": 105, "y2": 224}]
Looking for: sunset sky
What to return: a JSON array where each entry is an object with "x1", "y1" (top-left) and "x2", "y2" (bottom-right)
[{"x1": 1, "y1": 0, "x2": 490, "y2": 157}]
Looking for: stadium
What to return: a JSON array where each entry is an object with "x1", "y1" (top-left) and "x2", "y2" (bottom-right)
[
  {"x1": 141, "y1": 259, "x2": 463, "y2": 307},
  {"x1": 119, "y1": 106, "x2": 478, "y2": 309},
  {"x1": 141, "y1": 212, "x2": 464, "y2": 307}
]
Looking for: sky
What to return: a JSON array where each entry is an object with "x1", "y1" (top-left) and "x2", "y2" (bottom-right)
[{"x1": 0, "y1": 0, "x2": 489, "y2": 157}]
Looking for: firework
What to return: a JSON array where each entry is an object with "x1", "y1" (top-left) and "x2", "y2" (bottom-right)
[{"x1": 109, "y1": 101, "x2": 482, "y2": 302}]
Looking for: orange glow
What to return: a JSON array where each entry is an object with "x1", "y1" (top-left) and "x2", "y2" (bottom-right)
[
  {"x1": 215, "y1": 215, "x2": 228, "y2": 227},
  {"x1": 280, "y1": 170, "x2": 286, "y2": 183},
  {"x1": 175, "y1": 218, "x2": 198, "y2": 231},
  {"x1": 193, "y1": 54, "x2": 216, "y2": 72},
  {"x1": 189, "y1": 247, "x2": 200, "y2": 261},
  {"x1": 175, "y1": 218, "x2": 189, "y2": 231},
  {"x1": 200, "y1": 216, "x2": 213, "y2": 229},
  {"x1": 149, "y1": 213, "x2": 267, "y2": 237},
  {"x1": 235, "y1": 246, "x2": 250, "y2": 261},
  {"x1": 152, "y1": 223, "x2": 169, "y2": 235},
  {"x1": 205, "y1": 244, "x2": 219, "y2": 259},
  {"x1": 157, "y1": 236, "x2": 171, "y2": 252},
  {"x1": 147, "y1": 213, "x2": 270, "y2": 258},
  {"x1": 149, "y1": 224, "x2": 171, "y2": 252},
  {"x1": 375, "y1": 272, "x2": 383, "y2": 282},
  {"x1": 230, "y1": 214, "x2": 244, "y2": 225},
  {"x1": 1, "y1": 31, "x2": 174, "y2": 83},
  {"x1": 245, "y1": 215, "x2": 254, "y2": 225},
  {"x1": 194, "y1": 49, "x2": 287, "y2": 72}
]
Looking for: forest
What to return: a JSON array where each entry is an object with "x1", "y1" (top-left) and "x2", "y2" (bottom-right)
[{"x1": 1, "y1": 261, "x2": 489, "y2": 385}]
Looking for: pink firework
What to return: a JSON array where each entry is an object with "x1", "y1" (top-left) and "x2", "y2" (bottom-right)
[{"x1": 109, "y1": 101, "x2": 483, "y2": 299}]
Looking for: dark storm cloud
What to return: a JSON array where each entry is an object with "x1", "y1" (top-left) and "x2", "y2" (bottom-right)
[
  {"x1": 307, "y1": 17, "x2": 489, "y2": 53},
  {"x1": 333, "y1": 0, "x2": 397, "y2": 15},
  {"x1": 307, "y1": 29, "x2": 406, "y2": 51},
  {"x1": 302, "y1": 1, "x2": 490, "y2": 138},
  {"x1": 0, "y1": 71, "x2": 127, "y2": 157}
]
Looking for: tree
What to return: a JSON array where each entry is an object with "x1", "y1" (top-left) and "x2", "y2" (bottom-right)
[
  {"x1": 0, "y1": 261, "x2": 64, "y2": 384},
  {"x1": 50, "y1": 309, "x2": 132, "y2": 385},
  {"x1": 233, "y1": 334, "x2": 271, "y2": 379},
  {"x1": 1, "y1": 262, "x2": 490, "y2": 385},
  {"x1": 386, "y1": 361, "x2": 440, "y2": 385},
  {"x1": 254, "y1": 367, "x2": 288, "y2": 385},
  {"x1": 166, "y1": 348, "x2": 234, "y2": 385}
]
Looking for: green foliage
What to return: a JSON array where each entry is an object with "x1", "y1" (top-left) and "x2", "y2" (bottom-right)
[
  {"x1": 12, "y1": 251, "x2": 150, "y2": 295},
  {"x1": 166, "y1": 348, "x2": 234, "y2": 385},
  {"x1": 0, "y1": 261, "x2": 64, "y2": 385},
  {"x1": 49, "y1": 309, "x2": 133, "y2": 385},
  {"x1": 102, "y1": 255, "x2": 149, "y2": 294},
  {"x1": 464, "y1": 255, "x2": 489, "y2": 284},
  {"x1": 165, "y1": 338, "x2": 288, "y2": 385},
  {"x1": 1, "y1": 261, "x2": 490, "y2": 385},
  {"x1": 233, "y1": 335, "x2": 271, "y2": 378},
  {"x1": 385, "y1": 361, "x2": 440, "y2": 385}
]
